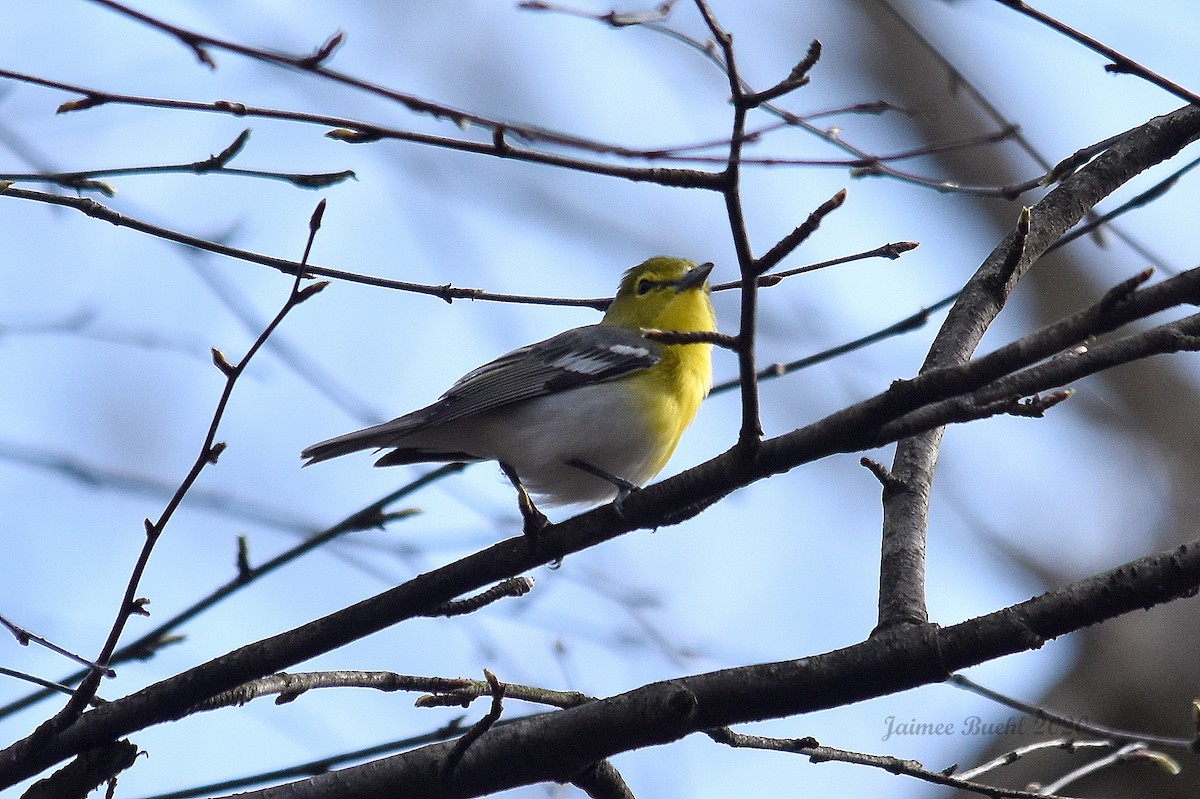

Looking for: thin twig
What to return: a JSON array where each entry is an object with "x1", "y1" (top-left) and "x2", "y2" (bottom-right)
[
  {"x1": 529, "y1": 1, "x2": 1040, "y2": 197},
  {"x1": 708, "y1": 240, "x2": 920, "y2": 293},
  {"x1": 0, "y1": 617, "x2": 115, "y2": 678},
  {"x1": 1048, "y1": 154, "x2": 1200, "y2": 270},
  {"x1": 947, "y1": 674, "x2": 1197, "y2": 750},
  {"x1": 708, "y1": 726, "x2": 1079, "y2": 799},
  {"x1": 956, "y1": 738, "x2": 1117, "y2": 781},
  {"x1": 192, "y1": 671, "x2": 475, "y2": 712},
  {"x1": 641, "y1": 329, "x2": 739, "y2": 350},
  {"x1": 423, "y1": 577, "x2": 536, "y2": 617},
  {"x1": 693, "y1": 0, "x2": 763, "y2": 450},
  {"x1": 0, "y1": 185, "x2": 611, "y2": 308},
  {"x1": 417, "y1": 677, "x2": 593, "y2": 711},
  {"x1": 710, "y1": 293, "x2": 956, "y2": 395},
  {"x1": 1, "y1": 66, "x2": 724, "y2": 190},
  {"x1": 0, "y1": 130, "x2": 353, "y2": 195},
  {"x1": 0, "y1": 668, "x2": 105, "y2": 707},
  {"x1": 440, "y1": 670, "x2": 505, "y2": 784},
  {"x1": 755, "y1": 188, "x2": 847, "y2": 277},
  {"x1": 1037, "y1": 742, "x2": 1180, "y2": 794},
  {"x1": 0, "y1": 466, "x2": 454, "y2": 723},
  {"x1": 993, "y1": 0, "x2": 1200, "y2": 106},
  {"x1": 128, "y1": 715, "x2": 547, "y2": 799},
  {"x1": 52, "y1": 201, "x2": 330, "y2": 724}
]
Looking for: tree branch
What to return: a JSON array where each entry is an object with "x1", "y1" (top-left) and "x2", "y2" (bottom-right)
[
  {"x1": 876, "y1": 102, "x2": 1200, "y2": 631},
  {"x1": 202, "y1": 537, "x2": 1200, "y2": 798}
]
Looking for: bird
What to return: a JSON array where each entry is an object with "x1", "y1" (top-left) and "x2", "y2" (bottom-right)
[{"x1": 302, "y1": 256, "x2": 716, "y2": 533}]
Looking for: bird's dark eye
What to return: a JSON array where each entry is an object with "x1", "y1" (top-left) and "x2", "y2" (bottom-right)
[{"x1": 636, "y1": 279, "x2": 655, "y2": 295}]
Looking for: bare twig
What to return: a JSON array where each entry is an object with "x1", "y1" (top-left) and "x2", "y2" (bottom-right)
[
  {"x1": 956, "y1": 738, "x2": 1119, "y2": 781},
  {"x1": 180, "y1": 244, "x2": 385, "y2": 425},
  {"x1": 710, "y1": 292, "x2": 955, "y2": 396},
  {"x1": 860, "y1": 457, "x2": 906, "y2": 493},
  {"x1": 417, "y1": 677, "x2": 592, "y2": 711},
  {"x1": 0, "y1": 130, "x2": 353, "y2": 195},
  {"x1": 0, "y1": 616, "x2": 114, "y2": 678},
  {"x1": 1049, "y1": 154, "x2": 1200, "y2": 270},
  {"x1": 0, "y1": 184, "x2": 610, "y2": 308},
  {"x1": 520, "y1": 0, "x2": 678, "y2": 28},
  {"x1": 1036, "y1": 742, "x2": 1180, "y2": 794},
  {"x1": 52, "y1": 201, "x2": 330, "y2": 724},
  {"x1": 641, "y1": 329, "x2": 739, "y2": 350},
  {"x1": 755, "y1": 188, "x2": 847, "y2": 277},
  {"x1": 423, "y1": 577, "x2": 536, "y2": 618},
  {"x1": 585, "y1": 9, "x2": 1042, "y2": 198},
  {"x1": 871, "y1": 314, "x2": 1200, "y2": 448},
  {"x1": 872, "y1": 0, "x2": 1197, "y2": 267},
  {"x1": 693, "y1": 0, "x2": 763, "y2": 449},
  {"x1": 947, "y1": 674, "x2": 1197, "y2": 750},
  {"x1": 1, "y1": 66, "x2": 723, "y2": 189},
  {"x1": 84, "y1": 0, "x2": 577, "y2": 138},
  {"x1": 708, "y1": 726, "x2": 1080, "y2": 799},
  {"x1": 440, "y1": 670, "x2": 505, "y2": 784},
  {"x1": 0, "y1": 467, "x2": 451, "y2": 723},
  {"x1": 743, "y1": 39, "x2": 822, "y2": 108},
  {"x1": 0, "y1": 668, "x2": 105, "y2": 707},
  {"x1": 192, "y1": 671, "x2": 474, "y2": 712},
  {"x1": 993, "y1": 0, "x2": 1200, "y2": 106}
]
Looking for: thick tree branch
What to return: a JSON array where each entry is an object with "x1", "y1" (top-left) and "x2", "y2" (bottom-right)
[
  {"x1": 877, "y1": 102, "x2": 1200, "y2": 631},
  {"x1": 210, "y1": 538, "x2": 1200, "y2": 798}
]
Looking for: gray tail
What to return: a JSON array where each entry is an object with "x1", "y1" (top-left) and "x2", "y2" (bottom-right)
[{"x1": 301, "y1": 419, "x2": 414, "y2": 466}]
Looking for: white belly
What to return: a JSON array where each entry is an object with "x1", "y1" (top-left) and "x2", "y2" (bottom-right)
[{"x1": 464, "y1": 382, "x2": 663, "y2": 506}]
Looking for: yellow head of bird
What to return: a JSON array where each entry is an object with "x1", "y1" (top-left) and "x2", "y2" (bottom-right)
[{"x1": 603, "y1": 257, "x2": 716, "y2": 334}]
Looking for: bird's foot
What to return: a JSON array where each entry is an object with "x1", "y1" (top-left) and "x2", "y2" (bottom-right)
[
  {"x1": 566, "y1": 459, "x2": 638, "y2": 518},
  {"x1": 501, "y1": 461, "x2": 551, "y2": 536},
  {"x1": 520, "y1": 501, "x2": 551, "y2": 536},
  {"x1": 611, "y1": 484, "x2": 638, "y2": 520}
]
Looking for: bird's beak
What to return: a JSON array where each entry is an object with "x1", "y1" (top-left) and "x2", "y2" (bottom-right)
[{"x1": 675, "y1": 261, "x2": 714, "y2": 291}]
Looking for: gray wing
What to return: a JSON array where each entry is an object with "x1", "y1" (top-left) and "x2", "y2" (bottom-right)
[
  {"x1": 423, "y1": 324, "x2": 660, "y2": 426},
  {"x1": 301, "y1": 324, "x2": 660, "y2": 465}
]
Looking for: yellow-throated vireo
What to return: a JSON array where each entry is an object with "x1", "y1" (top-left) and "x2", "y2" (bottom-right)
[{"x1": 302, "y1": 256, "x2": 716, "y2": 532}]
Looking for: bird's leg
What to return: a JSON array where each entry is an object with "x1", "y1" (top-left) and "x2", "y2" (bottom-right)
[
  {"x1": 565, "y1": 459, "x2": 637, "y2": 516},
  {"x1": 500, "y1": 462, "x2": 549, "y2": 535}
]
